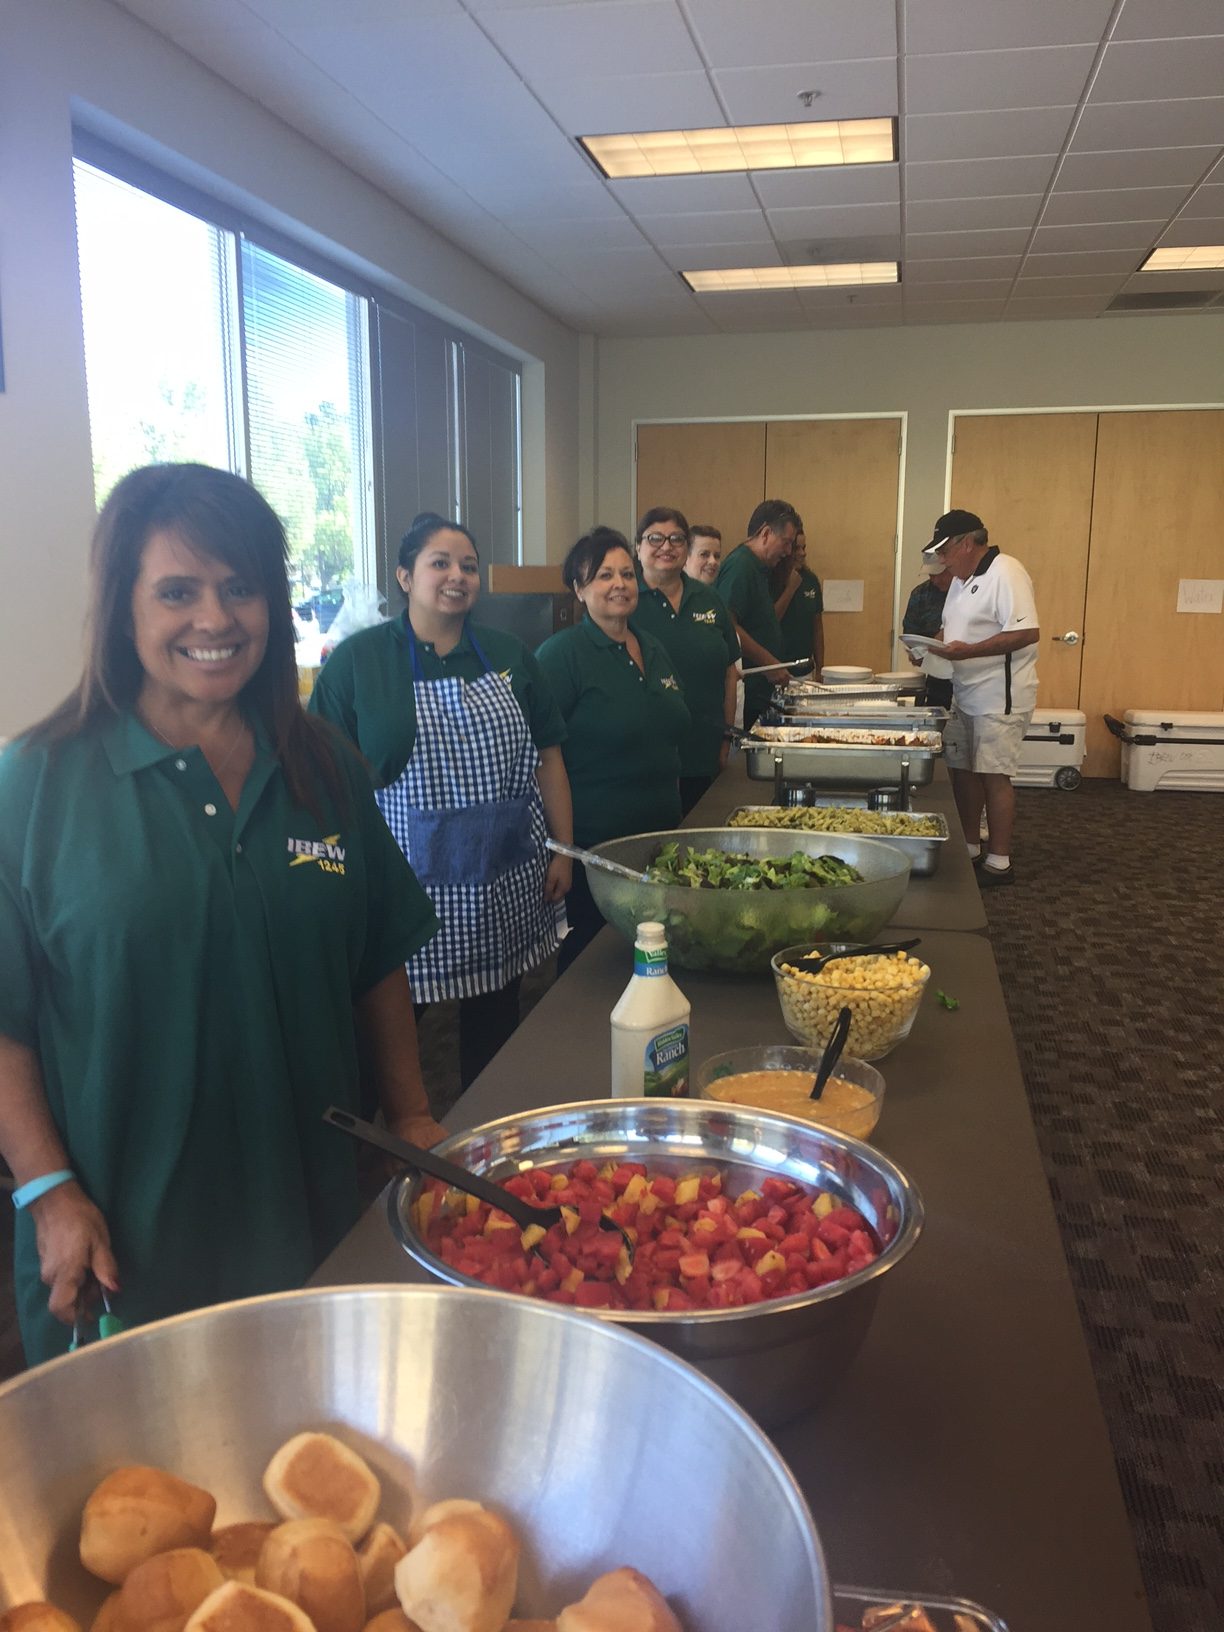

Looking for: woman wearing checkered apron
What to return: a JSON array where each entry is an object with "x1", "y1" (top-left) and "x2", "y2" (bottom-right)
[{"x1": 311, "y1": 515, "x2": 573, "y2": 1088}]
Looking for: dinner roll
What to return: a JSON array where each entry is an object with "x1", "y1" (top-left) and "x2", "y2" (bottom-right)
[
  {"x1": 256, "y1": 1520, "x2": 364, "y2": 1632},
  {"x1": 404, "y1": 1505, "x2": 481, "y2": 1550},
  {"x1": 211, "y1": 1526, "x2": 277, "y2": 1586},
  {"x1": 183, "y1": 1582, "x2": 316, "y2": 1632},
  {"x1": 0, "y1": 1605, "x2": 81, "y2": 1632},
  {"x1": 356, "y1": 1526, "x2": 406, "y2": 1616},
  {"x1": 80, "y1": 1468, "x2": 218, "y2": 1584},
  {"x1": 556, "y1": 1569, "x2": 681, "y2": 1632},
  {"x1": 393, "y1": 1506, "x2": 519, "y2": 1632},
  {"x1": 91, "y1": 1596, "x2": 122, "y2": 1632},
  {"x1": 263, "y1": 1437, "x2": 380, "y2": 1545},
  {"x1": 116, "y1": 1549, "x2": 226, "y2": 1632}
]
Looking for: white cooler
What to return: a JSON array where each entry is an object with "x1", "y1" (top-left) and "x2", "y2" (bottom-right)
[
  {"x1": 1111, "y1": 710, "x2": 1224, "y2": 793},
  {"x1": 1014, "y1": 708, "x2": 1087, "y2": 790}
]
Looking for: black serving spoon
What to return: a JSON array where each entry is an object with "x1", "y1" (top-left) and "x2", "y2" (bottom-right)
[
  {"x1": 322, "y1": 1107, "x2": 635, "y2": 1261},
  {"x1": 810, "y1": 1006, "x2": 853, "y2": 1101},
  {"x1": 795, "y1": 938, "x2": 921, "y2": 976}
]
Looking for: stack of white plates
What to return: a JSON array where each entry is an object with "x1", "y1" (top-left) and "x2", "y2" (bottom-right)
[
  {"x1": 821, "y1": 664, "x2": 873, "y2": 684},
  {"x1": 875, "y1": 670, "x2": 916, "y2": 684}
]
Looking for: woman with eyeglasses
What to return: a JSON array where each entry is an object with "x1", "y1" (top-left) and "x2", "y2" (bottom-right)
[
  {"x1": 632, "y1": 507, "x2": 740, "y2": 814},
  {"x1": 536, "y1": 527, "x2": 690, "y2": 973}
]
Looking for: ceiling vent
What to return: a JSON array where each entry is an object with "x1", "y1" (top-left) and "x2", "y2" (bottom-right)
[{"x1": 1106, "y1": 291, "x2": 1214, "y2": 312}]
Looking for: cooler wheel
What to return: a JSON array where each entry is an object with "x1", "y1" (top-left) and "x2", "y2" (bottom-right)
[{"x1": 1054, "y1": 766, "x2": 1082, "y2": 791}]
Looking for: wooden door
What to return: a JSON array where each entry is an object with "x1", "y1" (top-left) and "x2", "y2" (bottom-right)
[
  {"x1": 634, "y1": 422, "x2": 765, "y2": 552},
  {"x1": 1079, "y1": 410, "x2": 1224, "y2": 776},
  {"x1": 764, "y1": 418, "x2": 901, "y2": 672},
  {"x1": 950, "y1": 413, "x2": 1098, "y2": 710}
]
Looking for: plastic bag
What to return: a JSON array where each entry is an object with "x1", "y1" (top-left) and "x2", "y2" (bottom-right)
[{"x1": 324, "y1": 579, "x2": 387, "y2": 647}]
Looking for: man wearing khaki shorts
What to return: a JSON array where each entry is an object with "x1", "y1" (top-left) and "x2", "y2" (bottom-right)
[{"x1": 921, "y1": 510, "x2": 1039, "y2": 888}]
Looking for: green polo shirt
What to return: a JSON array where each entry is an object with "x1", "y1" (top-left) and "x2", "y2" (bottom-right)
[
  {"x1": 308, "y1": 614, "x2": 566, "y2": 787},
  {"x1": 632, "y1": 577, "x2": 740, "y2": 778},
  {"x1": 716, "y1": 544, "x2": 787, "y2": 722},
  {"x1": 0, "y1": 714, "x2": 437, "y2": 1365},
  {"x1": 778, "y1": 568, "x2": 824, "y2": 663},
  {"x1": 535, "y1": 618, "x2": 690, "y2": 847}
]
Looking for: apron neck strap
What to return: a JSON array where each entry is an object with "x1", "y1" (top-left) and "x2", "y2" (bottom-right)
[{"x1": 406, "y1": 618, "x2": 491, "y2": 680}]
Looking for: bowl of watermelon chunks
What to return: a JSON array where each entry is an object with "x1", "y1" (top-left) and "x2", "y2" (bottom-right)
[{"x1": 388, "y1": 1097, "x2": 923, "y2": 1427}]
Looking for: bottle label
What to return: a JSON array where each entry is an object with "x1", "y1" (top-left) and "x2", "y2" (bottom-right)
[
  {"x1": 634, "y1": 945, "x2": 669, "y2": 978},
  {"x1": 643, "y1": 1023, "x2": 690, "y2": 1097}
]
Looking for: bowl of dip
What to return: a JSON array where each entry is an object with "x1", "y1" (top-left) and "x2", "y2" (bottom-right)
[{"x1": 694, "y1": 1044, "x2": 885, "y2": 1141}]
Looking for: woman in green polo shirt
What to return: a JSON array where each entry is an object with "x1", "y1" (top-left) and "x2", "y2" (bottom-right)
[
  {"x1": 771, "y1": 520, "x2": 825, "y2": 674},
  {"x1": 0, "y1": 463, "x2": 443, "y2": 1367},
  {"x1": 537, "y1": 527, "x2": 690, "y2": 974},
  {"x1": 310, "y1": 513, "x2": 574, "y2": 1090},
  {"x1": 632, "y1": 506, "x2": 740, "y2": 814}
]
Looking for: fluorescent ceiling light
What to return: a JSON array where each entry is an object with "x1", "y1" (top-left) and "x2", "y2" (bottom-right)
[
  {"x1": 581, "y1": 118, "x2": 895, "y2": 179},
  {"x1": 682, "y1": 263, "x2": 899, "y2": 293},
  {"x1": 1139, "y1": 246, "x2": 1224, "y2": 271}
]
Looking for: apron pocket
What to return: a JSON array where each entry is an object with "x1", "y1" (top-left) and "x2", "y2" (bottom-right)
[{"x1": 404, "y1": 793, "x2": 537, "y2": 887}]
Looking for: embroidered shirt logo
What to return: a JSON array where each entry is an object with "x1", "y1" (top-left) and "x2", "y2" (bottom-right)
[
  {"x1": 803, "y1": 588, "x2": 817, "y2": 600},
  {"x1": 661, "y1": 674, "x2": 681, "y2": 691},
  {"x1": 690, "y1": 608, "x2": 717, "y2": 624},
  {"x1": 288, "y1": 834, "x2": 347, "y2": 875}
]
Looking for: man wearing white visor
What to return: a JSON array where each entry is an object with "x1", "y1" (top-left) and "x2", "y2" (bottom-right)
[{"x1": 921, "y1": 509, "x2": 1039, "y2": 887}]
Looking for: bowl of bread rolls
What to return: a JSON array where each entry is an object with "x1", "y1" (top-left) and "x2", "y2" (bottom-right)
[{"x1": 0, "y1": 1285, "x2": 830, "y2": 1632}]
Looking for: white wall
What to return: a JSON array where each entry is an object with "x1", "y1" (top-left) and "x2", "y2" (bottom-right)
[
  {"x1": 0, "y1": 0, "x2": 583, "y2": 736},
  {"x1": 592, "y1": 315, "x2": 1224, "y2": 593}
]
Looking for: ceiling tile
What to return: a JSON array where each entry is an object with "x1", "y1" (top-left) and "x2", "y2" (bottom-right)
[
  {"x1": 904, "y1": 107, "x2": 1075, "y2": 162},
  {"x1": 480, "y1": 0, "x2": 701, "y2": 80},
  {"x1": 796, "y1": 282, "x2": 902, "y2": 305},
  {"x1": 904, "y1": 46, "x2": 1096, "y2": 115},
  {"x1": 905, "y1": 255, "x2": 1023, "y2": 282},
  {"x1": 656, "y1": 241, "x2": 782, "y2": 271},
  {"x1": 1004, "y1": 297, "x2": 1107, "y2": 315},
  {"x1": 1181, "y1": 184, "x2": 1224, "y2": 218},
  {"x1": 1160, "y1": 214, "x2": 1224, "y2": 244},
  {"x1": 907, "y1": 195, "x2": 1043, "y2": 231},
  {"x1": 497, "y1": 183, "x2": 629, "y2": 221},
  {"x1": 1092, "y1": 36, "x2": 1224, "y2": 102},
  {"x1": 637, "y1": 209, "x2": 772, "y2": 245},
  {"x1": 905, "y1": 227, "x2": 1034, "y2": 257},
  {"x1": 1031, "y1": 220, "x2": 1162, "y2": 252},
  {"x1": 1072, "y1": 97, "x2": 1224, "y2": 151},
  {"x1": 1112, "y1": 0, "x2": 1224, "y2": 41},
  {"x1": 522, "y1": 216, "x2": 651, "y2": 253},
  {"x1": 695, "y1": 290, "x2": 804, "y2": 325},
  {"x1": 685, "y1": 0, "x2": 897, "y2": 68},
  {"x1": 712, "y1": 58, "x2": 899, "y2": 124},
  {"x1": 1041, "y1": 186, "x2": 1191, "y2": 225},
  {"x1": 905, "y1": 279, "x2": 1015, "y2": 301},
  {"x1": 1013, "y1": 273, "x2": 1129, "y2": 295},
  {"x1": 1057, "y1": 147, "x2": 1221, "y2": 190},
  {"x1": 907, "y1": 156, "x2": 1057, "y2": 201},
  {"x1": 778, "y1": 233, "x2": 902, "y2": 262},
  {"x1": 751, "y1": 165, "x2": 900, "y2": 208},
  {"x1": 539, "y1": 71, "x2": 725, "y2": 134},
  {"x1": 906, "y1": 302, "x2": 1010, "y2": 323},
  {"x1": 905, "y1": 0, "x2": 1116, "y2": 52},
  {"x1": 1021, "y1": 248, "x2": 1147, "y2": 275},
  {"x1": 607, "y1": 173, "x2": 762, "y2": 213},
  {"x1": 1126, "y1": 267, "x2": 1224, "y2": 291},
  {"x1": 764, "y1": 200, "x2": 901, "y2": 237}
]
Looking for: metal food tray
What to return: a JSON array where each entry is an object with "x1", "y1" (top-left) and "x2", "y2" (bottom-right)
[
  {"x1": 727, "y1": 805, "x2": 948, "y2": 876},
  {"x1": 833, "y1": 1583, "x2": 1010, "y2": 1631},
  {"x1": 751, "y1": 724, "x2": 944, "y2": 750},
  {"x1": 767, "y1": 704, "x2": 949, "y2": 729},
  {"x1": 742, "y1": 739, "x2": 939, "y2": 789},
  {"x1": 788, "y1": 680, "x2": 913, "y2": 702}
]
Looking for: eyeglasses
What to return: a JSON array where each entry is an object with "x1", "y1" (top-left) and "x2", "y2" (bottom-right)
[{"x1": 643, "y1": 532, "x2": 688, "y2": 547}]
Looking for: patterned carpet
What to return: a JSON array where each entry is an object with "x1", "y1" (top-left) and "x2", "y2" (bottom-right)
[
  {"x1": 1, "y1": 781, "x2": 1220, "y2": 1631},
  {"x1": 982, "y1": 781, "x2": 1224, "y2": 1632}
]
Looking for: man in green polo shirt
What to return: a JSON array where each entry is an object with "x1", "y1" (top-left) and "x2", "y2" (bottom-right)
[{"x1": 716, "y1": 498, "x2": 801, "y2": 729}]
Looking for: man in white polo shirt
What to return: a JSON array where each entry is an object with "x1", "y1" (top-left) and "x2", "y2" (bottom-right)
[{"x1": 922, "y1": 509, "x2": 1039, "y2": 888}]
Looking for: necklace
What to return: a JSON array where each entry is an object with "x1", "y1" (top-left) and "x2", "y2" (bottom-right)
[{"x1": 144, "y1": 712, "x2": 249, "y2": 776}]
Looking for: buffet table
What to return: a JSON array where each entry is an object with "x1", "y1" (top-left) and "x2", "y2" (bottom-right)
[{"x1": 314, "y1": 759, "x2": 1150, "y2": 1632}]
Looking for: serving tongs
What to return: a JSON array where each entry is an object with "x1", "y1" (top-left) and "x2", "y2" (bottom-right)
[
  {"x1": 794, "y1": 938, "x2": 922, "y2": 976},
  {"x1": 323, "y1": 1107, "x2": 635, "y2": 1262},
  {"x1": 69, "y1": 1277, "x2": 126, "y2": 1352}
]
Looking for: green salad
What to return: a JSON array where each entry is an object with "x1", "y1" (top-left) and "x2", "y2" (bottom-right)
[{"x1": 647, "y1": 841, "x2": 863, "y2": 891}]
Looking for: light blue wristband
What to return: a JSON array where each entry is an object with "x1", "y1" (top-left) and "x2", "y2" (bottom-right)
[{"x1": 12, "y1": 1169, "x2": 76, "y2": 1210}]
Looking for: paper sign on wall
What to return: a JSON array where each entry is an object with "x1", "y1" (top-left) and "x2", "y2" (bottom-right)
[
  {"x1": 1176, "y1": 579, "x2": 1224, "y2": 614},
  {"x1": 822, "y1": 579, "x2": 865, "y2": 613}
]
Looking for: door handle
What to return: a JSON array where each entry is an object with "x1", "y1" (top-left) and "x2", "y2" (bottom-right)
[{"x1": 1051, "y1": 631, "x2": 1080, "y2": 646}]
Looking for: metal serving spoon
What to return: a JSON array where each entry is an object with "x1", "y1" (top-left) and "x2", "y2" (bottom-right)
[
  {"x1": 793, "y1": 938, "x2": 922, "y2": 976},
  {"x1": 323, "y1": 1107, "x2": 634, "y2": 1260},
  {"x1": 810, "y1": 1006, "x2": 853, "y2": 1101},
  {"x1": 545, "y1": 837, "x2": 651, "y2": 884}
]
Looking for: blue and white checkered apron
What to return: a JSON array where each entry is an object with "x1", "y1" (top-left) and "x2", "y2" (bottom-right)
[{"x1": 375, "y1": 626, "x2": 563, "y2": 1002}]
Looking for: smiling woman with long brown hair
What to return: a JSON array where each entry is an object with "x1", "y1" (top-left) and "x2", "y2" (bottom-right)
[{"x1": 0, "y1": 462, "x2": 442, "y2": 1366}]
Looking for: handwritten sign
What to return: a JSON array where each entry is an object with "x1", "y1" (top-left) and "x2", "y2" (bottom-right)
[
  {"x1": 823, "y1": 579, "x2": 865, "y2": 613},
  {"x1": 1176, "y1": 579, "x2": 1224, "y2": 614}
]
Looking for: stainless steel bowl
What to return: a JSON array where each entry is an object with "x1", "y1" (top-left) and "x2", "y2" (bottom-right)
[
  {"x1": 389, "y1": 1099, "x2": 923, "y2": 1427},
  {"x1": 0, "y1": 1285, "x2": 830, "y2": 1632},
  {"x1": 584, "y1": 827, "x2": 912, "y2": 973}
]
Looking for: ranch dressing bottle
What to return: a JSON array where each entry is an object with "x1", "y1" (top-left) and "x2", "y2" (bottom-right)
[{"x1": 610, "y1": 922, "x2": 691, "y2": 1097}]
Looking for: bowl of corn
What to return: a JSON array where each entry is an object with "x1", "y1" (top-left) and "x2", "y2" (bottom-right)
[{"x1": 771, "y1": 943, "x2": 931, "y2": 1061}]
